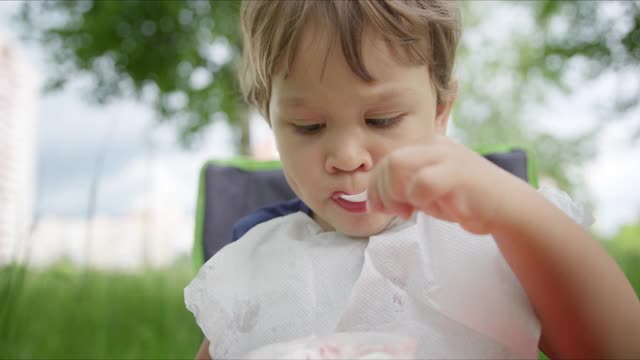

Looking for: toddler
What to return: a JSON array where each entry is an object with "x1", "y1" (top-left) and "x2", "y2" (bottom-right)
[{"x1": 185, "y1": 1, "x2": 640, "y2": 358}]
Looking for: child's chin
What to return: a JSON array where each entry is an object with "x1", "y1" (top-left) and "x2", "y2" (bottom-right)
[{"x1": 336, "y1": 216, "x2": 394, "y2": 238}]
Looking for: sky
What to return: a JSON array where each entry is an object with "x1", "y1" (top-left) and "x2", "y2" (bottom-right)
[{"x1": 1, "y1": 0, "x2": 639, "y2": 236}]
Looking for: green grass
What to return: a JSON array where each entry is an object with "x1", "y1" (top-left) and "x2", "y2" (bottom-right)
[{"x1": 0, "y1": 259, "x2": 201, "y2": 360}]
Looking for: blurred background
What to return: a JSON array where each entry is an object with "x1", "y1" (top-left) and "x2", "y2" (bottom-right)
[{"x1": 0, "y1": 0, "x2": 638, "y2": 358}]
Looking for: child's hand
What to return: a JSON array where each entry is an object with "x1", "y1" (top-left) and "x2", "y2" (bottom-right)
[
  {"x1": 369, "y1": 136, "x2": 640, "y2": 358},
  {"x1": 367, "y1": 135, "x2": 525, "y2": 235}
]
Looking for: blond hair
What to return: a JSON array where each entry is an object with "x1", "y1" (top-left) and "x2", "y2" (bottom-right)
[{"x1": 239, "y1": 0, "x2": 461, "y2": 119}]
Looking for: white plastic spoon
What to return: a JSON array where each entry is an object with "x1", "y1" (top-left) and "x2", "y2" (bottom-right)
[{"x1": 339, "y1": 190, "x2": 368, "y2": 202}]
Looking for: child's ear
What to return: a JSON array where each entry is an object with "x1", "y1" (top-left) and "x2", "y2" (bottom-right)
[{"x1": 435, "y1": 80, "x2": 458, "y2": 135}]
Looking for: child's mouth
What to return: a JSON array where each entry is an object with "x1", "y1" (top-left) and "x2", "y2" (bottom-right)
[
  {"x1": 338, "y1": 190, "x2": 367, "y2": 202},
  {"x1": 333, "y1": 190, "x2": 368, "y2": 213}
]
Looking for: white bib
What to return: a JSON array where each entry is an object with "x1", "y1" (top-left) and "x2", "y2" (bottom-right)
[{"x1": 184, "y1": 186, "x2": 592, "y2": 359}]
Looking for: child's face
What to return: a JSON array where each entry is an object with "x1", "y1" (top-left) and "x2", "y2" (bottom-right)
[{"x1": 269, "y1": 26, "x2": 454, "y2": 237}]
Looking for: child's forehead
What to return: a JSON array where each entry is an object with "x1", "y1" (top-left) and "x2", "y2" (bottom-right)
[
  {"x1": 272, "y1": 23, "x2": 431, "y2": 110},
  {"x1": 283, "y1": 22, "x2": 413, "y2": 86}
]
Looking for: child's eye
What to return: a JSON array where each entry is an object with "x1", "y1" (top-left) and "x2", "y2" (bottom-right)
[
  {"x1": 293, "y1": 123, "x2": 325, "y2": 135},
  {"x1": 366, "y1": 116, "x2": 402, "y2": 129}
]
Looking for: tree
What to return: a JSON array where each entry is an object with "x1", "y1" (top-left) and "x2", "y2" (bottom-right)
[
  {"x1": 16, "y1": 0, "x2": 250, "y2": 153},
  {"x1": 17, "y1": 1, "x2": 637, "y2": 191},
  {"x1": 524, "y1": 0, "x2": 640, "y2": 135},
  {"x1": 453, "y1": 1, "x2": 603, "y2": 193},
  {"x1": 452, "y1": 0, "x2": 639, "y2": 194}
]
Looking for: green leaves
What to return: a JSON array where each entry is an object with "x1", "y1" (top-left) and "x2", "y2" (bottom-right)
[
  {"x1": 16, "y1": 0, "x2": 639, "y2": 163},
  {"x1": 17, "y1": 0, "x2": 245, "y2": 149},
  {"x1": 454, "y1": 1, "x2": 639, "y2": 194}
]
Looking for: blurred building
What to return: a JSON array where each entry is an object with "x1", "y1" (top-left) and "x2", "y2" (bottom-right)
[
  {"x1": 0, "y1": 33, "x2": 40, "y2": 265},
  {"x1": 27, "y1": 211, "x2": 194, "y2": 271},
  {"x1": 23, "y1": 157, "x2": 195, "y2": 271}
]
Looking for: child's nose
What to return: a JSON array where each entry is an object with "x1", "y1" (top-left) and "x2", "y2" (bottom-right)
[{"x1": 324, "y1": 135, "x2": 373, "y2": 174}]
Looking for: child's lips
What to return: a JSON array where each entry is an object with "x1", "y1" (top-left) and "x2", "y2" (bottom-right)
[
  {"x1": 333, "y1": 197, "x2": 367, "y2": 213},
  {"x1": 331, "y1": 190, "x2": 368, "y2": 213}
]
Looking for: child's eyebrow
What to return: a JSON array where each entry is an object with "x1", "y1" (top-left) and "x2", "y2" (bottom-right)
[
  {"x1": 363, "y1": 87, "x2": 419, "y2": 109},
  {"x1": 367, "y1": 87, "x2": 417, "y2": 102},
  {"x1": 279, "y1": 96, "x2": 308, "y2": 108},
  {"x1": 279, "y1": 87, "x2": 416, "y2": 108}
]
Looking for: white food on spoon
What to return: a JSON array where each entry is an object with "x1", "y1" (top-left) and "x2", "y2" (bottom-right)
[{"x1": 339, "y1": 190, "x2": 367, "y2": 202}]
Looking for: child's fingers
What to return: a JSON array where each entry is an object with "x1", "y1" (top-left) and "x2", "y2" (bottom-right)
[
  {"x1": 367, "y1": 158, "x2": 411, "y2": 216},
  {"x1": 375, "y1": 165, "x2": 411, "y2": 215},
  {"x1": 367, "y1": 168, "x2": 385, "y2": 213},
  {"x1": 405, "y1": 163, "x2": 454, "y2": 211},
  {"x1": 422, "y1": 201, "x2": 456, "y2": 223},
  {"x1": 368, "y1": 142, "x2": 448, "y2": 215},
  {"x1": 398, "y1": 204, "x2": 414, "y2": 219}
]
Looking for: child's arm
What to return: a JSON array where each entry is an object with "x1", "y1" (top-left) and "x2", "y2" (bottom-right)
[
  {"x1": 490, "y1": 179, "x2": 639, "y2": 358},
  {"x1": 195, "y1": 338, "x2": 212, "y2": 360},
  {"x1": 367, "y1": 136, "x2": 640, "y2": 358}
]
